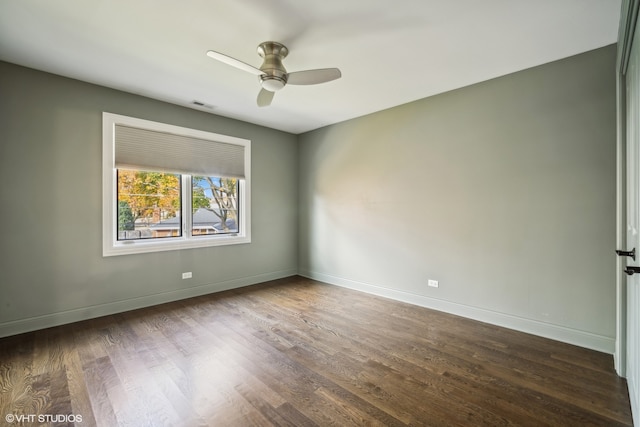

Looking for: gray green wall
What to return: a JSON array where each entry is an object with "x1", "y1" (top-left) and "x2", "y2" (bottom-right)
[
  {"x1": 0, "y1": 62, "x2": 298, "y2": 336},
  {"x1": 298, "y1": 45, "x2": 617, "y2": 352},
  {"x1": 0, "y1": 45, "x2": 618, "y2": 353}
]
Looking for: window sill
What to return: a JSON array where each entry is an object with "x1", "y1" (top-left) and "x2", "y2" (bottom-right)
[{"x1": 103, "y1": 234, "x2": 251, "y2": 256}]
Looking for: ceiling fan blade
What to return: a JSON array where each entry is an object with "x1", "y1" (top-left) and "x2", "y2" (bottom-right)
[
  {"x1": 206, "y1": 50, "x2": 264, "y2": 76},
  {"x1": 257, "y1": 88, "x2": 275, "y2": 107},
  {"x1": 287, "y1": 68, "x2": 342, "y2": 85}
]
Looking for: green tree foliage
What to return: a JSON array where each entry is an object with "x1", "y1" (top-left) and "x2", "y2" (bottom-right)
[
  {"x1": 192, "y1": 185, "x2": 210, "y2": 209},
  {"x1": 118, "y1": 201, "x2": 135, "y2": 231}
]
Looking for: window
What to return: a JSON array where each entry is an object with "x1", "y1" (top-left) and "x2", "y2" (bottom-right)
[{"x1": 103, "y1": 113, "x2": 250, "y2": 256}]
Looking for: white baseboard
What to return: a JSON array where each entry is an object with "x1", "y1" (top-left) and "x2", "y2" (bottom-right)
[
  {"x1": 299, "y1": 270, "x2": 615, "y2": 354},
  {"x1": 0, "y1": 269, "x2": 297, "y2": 339}
]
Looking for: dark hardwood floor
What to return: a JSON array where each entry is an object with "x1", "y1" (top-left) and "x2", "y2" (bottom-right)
[{"x1": 0, "y1": 276, "x2": 633, "y2": 426}]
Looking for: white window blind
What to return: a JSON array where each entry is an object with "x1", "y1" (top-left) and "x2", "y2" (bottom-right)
[{"x1": 114, "y1": 124, "x2": 245, "y2": 178}]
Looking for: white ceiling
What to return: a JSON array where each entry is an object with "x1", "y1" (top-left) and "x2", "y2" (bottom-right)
[{"x1": 0, "y1": 0, "x2": 622, "y2": 134}]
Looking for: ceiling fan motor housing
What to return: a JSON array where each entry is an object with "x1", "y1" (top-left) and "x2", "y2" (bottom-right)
[{"x1": 258, "y1": 41, "x2": 288, "y2": 92}]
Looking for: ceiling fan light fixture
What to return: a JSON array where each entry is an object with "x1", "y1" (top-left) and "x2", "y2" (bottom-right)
[{"x1": 260, "y1": 76, "x2": 286, "y2": 92}]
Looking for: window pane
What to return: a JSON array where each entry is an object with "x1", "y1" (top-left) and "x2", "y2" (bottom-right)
[
  {"x1": 192, "y1": 176, "x2": 239, "y2": 235},
  {"x1": 117, "y1": 169, "x2": 182, "y2": 240}
]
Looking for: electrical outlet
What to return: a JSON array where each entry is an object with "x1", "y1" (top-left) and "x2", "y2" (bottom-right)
[
  {"x1": 428, "y1": 279, "x2": 439, "y2": 288},
  {"x1": 182, "y1": 272, "x2": 192, "y2": 279}
]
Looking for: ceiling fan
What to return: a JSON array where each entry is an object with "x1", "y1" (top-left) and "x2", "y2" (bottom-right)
[{"x1": 206, "y1": 41, "x2": 342, "y2": 107}]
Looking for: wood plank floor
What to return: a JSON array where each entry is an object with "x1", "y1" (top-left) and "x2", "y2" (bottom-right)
[{"x1": 0, "y1": 276, "x2": 633, "y2": 426}]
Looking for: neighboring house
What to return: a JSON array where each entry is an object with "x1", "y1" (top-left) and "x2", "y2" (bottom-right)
[{"x1": 149, "y1": 208, "x2": 238, "y2": 237}]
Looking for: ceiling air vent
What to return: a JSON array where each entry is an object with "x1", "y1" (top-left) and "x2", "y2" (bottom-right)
[{"x1": 191, "y1": 100, "x2": 214, "y2": 109}]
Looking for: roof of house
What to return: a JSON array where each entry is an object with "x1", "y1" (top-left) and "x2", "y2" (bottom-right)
[{"x1": 150, "y1": 208, "x2": 237, "y2": 231}]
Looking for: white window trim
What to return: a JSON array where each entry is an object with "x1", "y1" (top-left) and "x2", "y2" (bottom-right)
[{"x1": 102, "y1": 112, "x2": 251, "y2": 256}]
